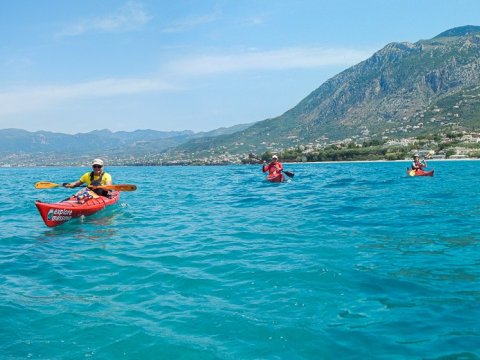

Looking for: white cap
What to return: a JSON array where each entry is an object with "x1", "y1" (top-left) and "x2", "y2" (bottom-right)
[
  {"x1": 92, "y1": 158, "x2": 104, "y2": 166},
  {"x1": 272, "y1": 155, "x2": 278, "y2": 159}
]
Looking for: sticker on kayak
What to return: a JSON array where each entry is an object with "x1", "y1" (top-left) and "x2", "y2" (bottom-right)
[{"x1": 47, "y1": 209, "x2": 73, "y2": 222}]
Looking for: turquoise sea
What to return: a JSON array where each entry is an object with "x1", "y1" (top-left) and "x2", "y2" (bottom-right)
[{"x1": 1, "y1": 161, "x2": 479, "y2": 359}]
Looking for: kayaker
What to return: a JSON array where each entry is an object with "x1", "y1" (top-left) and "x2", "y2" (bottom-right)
[
  {"x1": 262, "y1": 155, "x2": 283, "y2": 175},
  {"x1": 411, "y1": 153, "x2": 427, "y2": 171},
  {"x1": 65, "y1": 158, "x2": 112, "y2": 196}
]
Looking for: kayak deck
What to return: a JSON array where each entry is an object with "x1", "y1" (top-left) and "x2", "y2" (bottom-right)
[{"x1": 35, "y1": 191, "x2": 120, "y2": 227}]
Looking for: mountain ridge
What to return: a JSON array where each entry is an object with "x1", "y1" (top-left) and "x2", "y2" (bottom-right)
[
  {"x1": 169, "y1": 25, "x2": 480, "y2": 157},
  {"x1": 434, "y1": 25, "x2": 480, "y2": 38},
  {"x1": 2, "y1": 26, "x2": 480, "y2": 165},
  {"x1": 0, "y1": 123, "x2": 253, "y2": 160}
]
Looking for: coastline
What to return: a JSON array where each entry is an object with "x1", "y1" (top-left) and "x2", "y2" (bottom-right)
[
  {"x1": 2, "y1": 157, "x2": 480, "y2": 168},
  {"x1": 284, "y1": 158, "x2": 480, "y2": 165}
]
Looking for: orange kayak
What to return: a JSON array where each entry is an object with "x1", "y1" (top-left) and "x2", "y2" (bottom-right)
[{"x1": 35, "y1": 191, "x2": 120, "y2": 227}]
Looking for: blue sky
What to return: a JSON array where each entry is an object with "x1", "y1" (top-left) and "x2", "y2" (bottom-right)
[{"x1": 0, "y1": 0, "x2": 479, "y2": 134}]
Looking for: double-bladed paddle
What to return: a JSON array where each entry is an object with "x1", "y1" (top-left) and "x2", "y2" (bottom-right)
[
  {"x1": 263, "y1": 162, "x2": 295, "y2": 179},
  {"x1": 34, "y1": 181, "x2": 137, "y2": 191}
]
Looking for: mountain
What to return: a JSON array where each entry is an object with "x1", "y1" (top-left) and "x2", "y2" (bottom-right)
[
  {"x1": 3, "y1": 26, "x2": 480, "y2": 165},
  {"x1": 0, "y1": 123, "x2": 253, "y2": 165},
  {"x1": 0, "y1": 128, "x2": 191, "y2": 154},
  {"x1": 172, "y1": 25, "x2": 480, "y2": 156}
]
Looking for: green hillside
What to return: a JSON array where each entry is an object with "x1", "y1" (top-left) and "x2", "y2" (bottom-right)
[{"x1": 171, "y1": 25, "x2": 480, "y2": 157}]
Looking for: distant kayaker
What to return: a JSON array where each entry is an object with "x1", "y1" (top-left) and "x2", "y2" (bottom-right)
[
  {"x1": 411, "y1": 153, "x2": 427, "y2": 171},
  {"x1": 65, "y1": 158, "x2": 112, "y2": 196},
  {"x1": 262, "y1": 155, "x2": 283, "y2": 175}
]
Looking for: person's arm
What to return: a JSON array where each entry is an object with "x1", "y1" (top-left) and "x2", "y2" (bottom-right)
[
  {"x1": 64, "y1": 180, "x2": 83, "y2": 188},
  {"x1": 262, "y1": 161, "x2": 269, "y2": 173},
  {"x1": 421, "y1": 159, "x2": 427, "y2": 168},
  {"x1": 65, "y1": 173, "x2": 88, "y2": 188}
]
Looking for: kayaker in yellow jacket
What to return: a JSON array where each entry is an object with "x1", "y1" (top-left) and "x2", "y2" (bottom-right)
[{"x1": 65, "y1": 158, "x2": 112, "y2": 196}]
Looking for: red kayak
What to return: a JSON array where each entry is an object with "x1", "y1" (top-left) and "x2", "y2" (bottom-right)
[
  {"x1": 267, "y1": 172, "x2": 285, "y2": 183},
  {"x1": 35, "y1": 190, "x2": 120, "y2": 227},
  {"x1": 407, "y1": 168, "x2": 434, "y2": 177}
]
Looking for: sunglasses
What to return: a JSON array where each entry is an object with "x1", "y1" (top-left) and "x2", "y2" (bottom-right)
[{"x1": 93, "y1": 165, "x2": 103, "y2": 168}]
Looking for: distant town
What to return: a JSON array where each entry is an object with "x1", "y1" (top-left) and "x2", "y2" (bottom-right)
[{"x1": 2, "y1": 129, "x2": 478, "y2": 167}]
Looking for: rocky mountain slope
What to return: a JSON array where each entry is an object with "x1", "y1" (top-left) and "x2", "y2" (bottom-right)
[
  {"x1": 172, "y1": 25, "x2": 480, "y2": 156},
  {"x1": 2, "y1": 26, "x2": 480, "y2": 164}
]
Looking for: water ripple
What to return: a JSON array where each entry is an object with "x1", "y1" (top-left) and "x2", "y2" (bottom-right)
[{"x1": 0, "y1": 162, "x2": 479, "y2": 358}]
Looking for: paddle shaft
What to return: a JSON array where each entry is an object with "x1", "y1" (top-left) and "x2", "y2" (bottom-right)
[{"x1": 34, "y1": 181, "x2": 136, "y2": 191}]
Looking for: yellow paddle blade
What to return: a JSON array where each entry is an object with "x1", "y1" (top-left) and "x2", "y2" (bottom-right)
[
  {"x1": 34, "y1": 181, "x2": 61, "y2": 189},
  {"x1": 408, "y1": 170, "x2": 416, "y2": 176},
  {"x1": 90, "y1": 184, "x2": 137, "y2": 192}
]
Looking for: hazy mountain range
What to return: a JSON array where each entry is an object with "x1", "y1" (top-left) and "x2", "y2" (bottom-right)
[
  {"x1": 0, "y1": 124, "x2": 252, "y2": 157},
  {"x1": 2, "y1": 25, "x2": 480, "y2": 164}
]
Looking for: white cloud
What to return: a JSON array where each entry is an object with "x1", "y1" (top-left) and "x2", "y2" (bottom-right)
[
  {"x1": 0, "y1": 77, "x2": 175, "y2": 117},
  {"x1": 165, "y1": 47, "x2": 374, "y2": 76},
  {"x1": 0, "y1": 46, "x2": 373, "y2": 119},
  {"x1": 58, "y1": 1, "x2": 152, "y2": 37}
]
